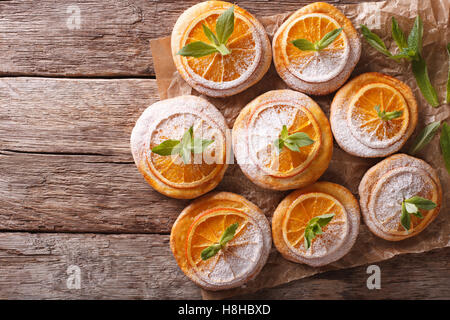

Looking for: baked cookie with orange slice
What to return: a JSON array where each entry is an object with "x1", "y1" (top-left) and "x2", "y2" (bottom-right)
[
  {"x1": 359, "y1": 154, "x2": 442, "y2": 241},
  {"x1": 232, "y1": 89, "x2": 333, "y2": 190},
  {"x1": 272, "y1": 182, "x2": 360, "y2": 267},
  {"x1": 171, "y1": 1, "x2": 271, "y2": 97},
  {"x1": 130, "y1": 95, "x2": 229, "y2": 199},
  {"x1": 272, "y1": 2, "x2": 361, "y2": 95},
  {"x1": 330, "y1": 72, "x2": 418, "y2": 158},
  {"x1": 170, "y1": 192, "x2": 271, "y2": 290}
]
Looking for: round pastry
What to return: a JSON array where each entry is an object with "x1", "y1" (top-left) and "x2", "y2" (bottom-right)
[
  {"x1": 272, "y1": 182, "x2": 360, "y2": 267},
  {"x1": 130, "y1": 95, "x2": 229, "y2": 199},
  {"x1": 232, "y1": 89, "x2": 333, "y2": 191},
  {"x1": 171, "y1": 1, "x2": 272, "y2": 97},
  {"x1": 272, "y1": 2, "x2": 361, "y2": 95},
  {"x1": 170, "y1": 192, "x2": 271, "y2": 291},
  {"x1": 330, "y1": 72, "x2": 418, "y2": 158},
  {"x1": 359, "y1": 154, "x2": 442, "y2": 241}
]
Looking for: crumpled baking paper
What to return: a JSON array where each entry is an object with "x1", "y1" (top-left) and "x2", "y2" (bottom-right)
[{"x1": 150, "y1": 0, "x2": 449, "y2": 299}]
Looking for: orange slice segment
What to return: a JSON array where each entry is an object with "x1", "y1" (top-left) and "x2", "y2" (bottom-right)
[
  {"x1": 282, "y1": 192, "x2": 349, "y2": 258},
  {"x1": 369, "y1": 167, "x2": 439, "y2": 236},
  {"x1": 182, "y1": 10, "x2": 260, "y2": 87},
  {"x1": 186, "y1": 208, "x2": 264, "y2": 285},
  {"x1": 282, "y1": 13, "x2": 349, "y2": 83},
  {"x1": 347, "y1": 83, "x2": 409, "y2": 149},
  {"x1": 248, "y1": 102, "x2": 321, "y2": 178},
  {"x1": 147, "y1": 112, "x2": 225, "y2": 189}
]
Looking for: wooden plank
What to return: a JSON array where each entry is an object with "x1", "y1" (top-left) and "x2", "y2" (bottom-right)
[
  {"x1": 239, "y1": 247, "x2": 450, "y2": 300},
  {"x1": 0, "y1": 232, "x2": 447, "y2": 299},
  {"x1": 0, "y1": 77, "x2": 186, "y2": 233},
  {"x1": 0, "y1": 232, "x2": 201, "y2": 299},
  {"x1": 0, "y1": 0, "x2": 379, "y2": 77},
  {"x1": 0, "y1": 151, "x2": 189, "y2": 233},
  {"x1": 0, "y1": 77, "x2": 157, "y2": 161}
]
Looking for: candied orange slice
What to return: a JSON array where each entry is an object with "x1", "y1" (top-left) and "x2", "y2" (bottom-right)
[
  {"x1": 147, "y1": 112, "x2": 225, "y2": 189},
  {"x1": 282, "y1": 192, "x2": 348, "y2": 257},
  {"x1": 282, "y1": 13, "x2": 349, "y2": 83},
  {"x1": 247, "y1": 102, "x2": 321, "y2": 178},
  {"x1": 186, "y1": 208, "x2": 264, "y2": 285},
  {"x1": 368, "y1": 167, "x2": 439, "y2": 236},
  {"x1": 347, "y1": 83, "x2": 409, "y2": 149},
  {"x1": 181, "y1": 10, "x2": 260, "y2": 86}
]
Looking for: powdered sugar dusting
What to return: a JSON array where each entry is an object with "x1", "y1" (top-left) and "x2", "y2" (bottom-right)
[
  {"x1": 283, "y1": 13, "x2": 350, "y2": 83},
  {"x1": 194, "y1": 215, "x2": 264, "y2": 286},
  {"x1": 369, "y1": 166, "x2": 434, "y2": 233}
]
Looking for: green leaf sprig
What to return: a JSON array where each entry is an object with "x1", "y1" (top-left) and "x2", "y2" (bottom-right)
[
  {"x1": 400, "y1": 196, "x2": 436, "y2": 231},
  {"x1": 361, "y1": 16, "x2": 440, "y2": 108},
  {"x1": 274, "y1": 125, "x2": 314, "y2": 153},
  {"x1": 151, "y1": 126, "x2": 214, "y2": 164},
  {"x1": 374, "y1": 105, "x2": 403, "y2": 121},
  {"x1": 304, "y1": 214, "x2": 335, "y2": 249},
  {"x1": 201, "y1": 223, "x2": 239, "y2": 260},
  {"x1": 440, "y1": 122, "x2": 450, "y2": 174},
  {"x1": 291, "y1": 28, "x2": 343, "y2": 52},
  {"x1": 408, "y1": 121, "x2": 441, "y2": 155},
  {"x1": 177, "y1": 6, "x2": 234, "y2": 58}
]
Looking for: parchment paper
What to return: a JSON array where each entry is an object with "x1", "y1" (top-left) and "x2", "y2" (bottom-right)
[{"x1": 150, "y1": 0, "x2": 450, "y2": 299}]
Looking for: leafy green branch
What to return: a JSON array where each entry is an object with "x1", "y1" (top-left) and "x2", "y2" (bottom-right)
[{"x1": 361, "y1": 16, "x2": 440, "y2": 107}]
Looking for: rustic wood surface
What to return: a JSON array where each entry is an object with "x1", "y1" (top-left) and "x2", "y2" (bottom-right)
[
  {"x1": 0, "y1": 0, "x2": 448, "y2": 300},
  {"x1": 2, "y1": 0, "x2": 372, "y2": 77}
]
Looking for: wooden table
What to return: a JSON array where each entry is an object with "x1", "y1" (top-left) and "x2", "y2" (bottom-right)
[{"x1": 0, "y1": 0, "x2": 448, "y2": 300}]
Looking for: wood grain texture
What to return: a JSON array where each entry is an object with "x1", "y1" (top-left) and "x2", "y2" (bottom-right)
[
  {"x1": 0, "y1": 0, "x2": 378, "y2": 77},
  {"x1": 0, "y1": 77, "x2": 156, "y2": 161},
  {"x1": 0, "y1": 232, "x2": 200, "y2": 299},
  {"x1": 0, "y1": 77, "x2": 189, "y2": 233},
  {"x1": 0, "y1": 232, "x2": 448, "y2": 299}
]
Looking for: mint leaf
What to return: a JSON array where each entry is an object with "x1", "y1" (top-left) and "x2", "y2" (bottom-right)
[
  {"x1": 281, "y1": 125, "x2": 289, "y2": 140},
  {"x1": 407, "y1": 16, "x2": 423, "y2": 59},
  {"x1": 401, "y1": 195, "x2": 436, "y2": 231},
  {"x1": 274, "y1": 126, "x2": 314, "y2": 153},
  {"x1": 151, "y1": 139, "x2": 180, "y2": 156},
  {"x1": 405, "y1": 196, "x2": 437, "y2": 210},
  {"x1": 291, "y1": 38, "x2": 316, "y2": 51},
  {"x1": 411, "y1": 54, "x2": 440, "y2": 107},
  {"x1": 440, "y1": 122, "x2": 450, "y2": 174},
  {"x1": 153, "y1": 126, "x2": 214, "y2": 164},
  {"x1": 177, "y1": 7, "x2": 234, "y2": 58},
  {"x1": 177, "y1": 41, "x2": 218, "y2": 57},
  {"x1": 201, "y1": 223, "x2": 239, "y2": 261},
  {"x1": 215, "y1": 6, "x2": 234, "y2": 44},
  {"x1": 409, "y1": 121, "x2": 441, "y2": 155},
  {"x1": 374, "y1": 105, "x2": 403, "y2": 121},
  {"x1": 404, "y1": 202, "x2": 418, "y2": 214},
  {"x1": 219, "y1": 223, "x2": 239, "y2": 246},
  {"x1": 316, "y1": 28, "x2": 343, "y2": 50},
  {"x1": 202, "y1": 24, "x2": 219, "y2": 46},
  {"x1": 292, "y1": 28, "x2": 342, "y2": 52},
  {"x1": 303, "y1": 214, "x2": 334, "y2": 249},
  {"x1": 391, "y1": 17, "x2": 408, "y2": 50},
  {"x1": 400, "y1": 202, "x2": 411, "y2": 231},
  {"x1": 190, "y1": 138, "x2": 214, "y2": 154},
  {"x1": 360, "y1": 24, "x2": 392, "y2": 57},
  {"x1": 201, "y1": 244, "x2": 222, "y2": 261}
]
